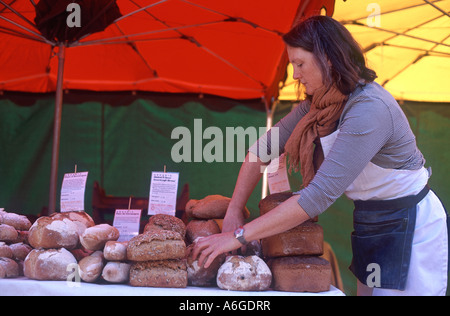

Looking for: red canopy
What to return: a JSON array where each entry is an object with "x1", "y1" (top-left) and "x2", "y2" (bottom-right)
[{"x1": 0, "y1": 0, "x2": 335, "y2": 101}]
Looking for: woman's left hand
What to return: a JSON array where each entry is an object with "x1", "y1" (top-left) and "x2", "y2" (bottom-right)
[{"x1": 190, "y1": 231, "x2": 242, "y2": 269}]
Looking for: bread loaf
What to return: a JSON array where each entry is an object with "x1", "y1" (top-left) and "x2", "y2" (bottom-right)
[
  {"x1": 28, "y1": 216, "x2": 79, "y2": 250},
  {"x1": 269, "y1": 256, "x2": 331, "y2": 293},
  {"x1": 0, "y1": 257, "x2": 19, "y2": 278},
  {"x1": 24, "y1": 248, "x2": 77, "y2": 281},
  {"x1": 80, "y1": 224, "x2": 120, "y2": 251},
  {"x1": 78, "y1": 251, "x2": 104, "y2": 283},
  {"x1": 186, "y1": 240, "x2": 225, "y2": 287},
  {"x1": 9, "y1": 242, "x2": 32, "y2": 261},
  {"x1": 0, "y1": 224, "x2": 18, "y2": 242},
  {"x1": 103, "y1": 241, "x2": 128, "y2": 261},
  {"x1": 129, "y1": 259, "x2": 187, "y2": 288},
  {"x1": 144, "y1": 214, "x2": 186, "y2": 238},
  {"x1": 261, "y1": 221, "x2": 324, "y2": 257},
  {"x1": 216, "y1": 256, "x2": 272, "y2": 291},
  {"x1": 102, "y1": 261, "x2": 131, "y2": 283},
  {"x1": 185, "y1": 219, "x2": 221, "y2": 244},
  {"x1": 127, "y1": 230, "x2": 186, "y2": 262},
  {"x1": 50, "y1": 211, "x2": 95, "y2": 236},
  {"x1": 0, "y1": 211, "x2": 32, "y2": 231},
  {"x1": 0, "y1": 242, "x2": 13, "y2": 258},
  {"x1": 186, "y1": 195, "x2": 250, "y2": 219}
]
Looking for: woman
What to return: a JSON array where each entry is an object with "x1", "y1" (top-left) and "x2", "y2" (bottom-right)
[{"x1": 191, "y1": 16, "x2": 448, "y2": 296}]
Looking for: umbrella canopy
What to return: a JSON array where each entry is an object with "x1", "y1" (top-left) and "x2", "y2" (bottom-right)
[
  {"x1": 1, "y1": 0, "x2": 336, "y2": 212},
  {"x1": 0, "y1": 0, "x2": 335, "y2": 101},
  {"x1": 280, "y1": 0, "x2": 450, "y2": 103}
]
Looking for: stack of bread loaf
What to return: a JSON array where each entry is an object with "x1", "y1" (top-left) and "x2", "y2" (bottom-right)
[
  {"x1": 127, "y1": 214, "x2": 188, "y2": 288},
  {"x1": 21, "y1": 211, "x2": 124, "y2": 283},
  {"x1": 0, "y1": 210, "x2": 32, "y2": 279},
  {"x1": 259, "y1": 192, "x2": 332, "y2": 293},
  {"x1": 185, "y1": 195, "x2": 273, "y2": 291}
]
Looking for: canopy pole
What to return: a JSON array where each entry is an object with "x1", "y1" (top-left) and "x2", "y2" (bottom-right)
[
  {"x1": 261, "y1": 97, "x2": 277, "y2": 200},
  {"x1": 48, "y1": 43, "x2": 66, "y2": 215}
]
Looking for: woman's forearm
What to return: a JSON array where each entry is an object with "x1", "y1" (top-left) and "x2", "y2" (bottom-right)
[{"x1": 223, "y1": 152, "x2": 267, "y2": 232}]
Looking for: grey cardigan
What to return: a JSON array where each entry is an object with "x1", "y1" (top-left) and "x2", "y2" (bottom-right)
[{"x1": 249, "y1": 82, "x2": 425, "y2": 218}]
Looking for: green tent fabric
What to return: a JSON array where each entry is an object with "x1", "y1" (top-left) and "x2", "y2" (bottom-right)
[{"x1": 0, "y1": 95, "x2": 449, "y2": 296}]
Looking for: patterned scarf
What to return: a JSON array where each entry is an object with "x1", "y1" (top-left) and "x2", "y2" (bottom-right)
[{"x1": 285, "y1": 85, "x2": 348, "y2": 187}]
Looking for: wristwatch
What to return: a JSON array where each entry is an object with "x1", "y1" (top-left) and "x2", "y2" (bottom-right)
[{"x1": 234, "y1": 226, "x2": 248, "y2": 245}]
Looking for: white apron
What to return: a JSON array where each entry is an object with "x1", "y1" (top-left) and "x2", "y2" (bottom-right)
[{"x1": 320, "y1": 130, "x2": 448, "y2": 296}]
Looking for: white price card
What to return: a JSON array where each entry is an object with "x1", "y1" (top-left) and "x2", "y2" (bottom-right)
[
  {"x1": 60, "y1": 171, "x2": 88, "y2": 212},
  {"x1": 113, "y1": 209, "x2": 142, "y2": 242},
  {"x1": 148, "y1": 172, "x2": 179, "y2": 216},
  {"x1": 267, "y1": 153, "x2": 291, "y2": 194}
]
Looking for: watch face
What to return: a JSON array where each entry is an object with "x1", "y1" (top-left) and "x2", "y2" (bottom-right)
[{"x1": 235, "y1": 227, "x2": 244, "y2": 238}]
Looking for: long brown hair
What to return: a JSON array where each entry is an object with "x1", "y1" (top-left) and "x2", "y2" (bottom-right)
[{"x1": 283, "y1": 16, "x2": 377, "y2": 96}]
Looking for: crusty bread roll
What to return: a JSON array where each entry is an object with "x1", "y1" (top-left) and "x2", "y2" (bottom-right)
[
  {"x1": 102, "y1": 261, "x2": 131, "y2": 283},
  {"x1": 78, "y1": 251, "x2": 104, "y2": 283},
  {"x1": 24, "y1": 248, "x2": 77, "y2": 281},
  {"x1": 50, "y1": 211, "x2": 95, "y2": 236},
  {"x1": 80, "y1": 224, "x2": 120, "y2": 251},
  {"x1": 217, "y1": 255, "x2": 272, "y2": 291},
  {"x1": 0, "y1": 224, "x2": 18, "y2": 242},
  {"x1": 0, "y1": 211, "x2": 32, "y2": 231},
  {"x1": 261, "y1": 221, "x2": 324, "y2": 257},
  {"x1": 144, "y1": 214, "x2": 186, "y2": 238},
  {"x1": 9, "y1": 242, "x2": 32, "y2": 261},
  {"x1": 129, "y1": 259, "x2": 187, "y2": 288},
  {"x1": 185, "y1": 219, "x2": 221, "y2": 244},
  {"x1": 127, "y1": 230, "x2": 186, "y2": 262},
  {"x1": 186, "y1": 241, "x2": 225, "y2": 287},
  {"x1": 103, "y1": 241, "x2": 128, "y2": 261},
  {"x1": 186, "y1": 195, "x2": 250, "y2": 220},
  {"x1": 0, "y1": 242, "x2": 13, "y2": 258},
  {"x1": 269, "y1": 256, "x2": 331, "y2": 293},
  {"x1": 0, "y1": 257, "x2": 19, "y2": 278},
  {"x1": 28, "y1": 216, "x2": 79, "y2": 250}
]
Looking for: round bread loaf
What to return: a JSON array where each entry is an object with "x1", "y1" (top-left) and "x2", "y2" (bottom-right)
[
  {"x1": 144, "y1": 214, "x2": 186, "y2": 238},
  {"x1": 186, "y1": 195, "x2": 250, "y2": 220},
  {"x1": 216, "y1": 255, "x2": 272, "y2": 291},
  {"x1": 103, "y1": 241, "x2": 128, "y2": 261},
  {"x1": 127, "y1": 230, "x2": 186, "y2": 262},
  {"x1": 185, "y1": 219, "x2": 221, "y2": 244},
  {"x1": 269, "y1": 256, "x2": 331, "y2": 293},
  {"x1": 102, "y1": 261, "x2": 131, "y2": 283},
  {"x1": 0, "y1": 257, "x2": 19, "y2": 278},
  {"x1": 9, "y1": 242, "x2": 32, "y2": 261},
  {"x1": 261, "y1": 221, "x2": 324, "y2": 257},
  {"x1": 0, "y1": 212, "x2": 32, "y2": 231},
  {"x1": 0, "y1": 224, "x2": 18, "y2": 242},
  {"x1": 80, "y1": 224, "x2": 120, "y2": 251},
  {"x1": 50, "y1": 211, "x2": 95, "y2": 236},
  {"x1": 186, "y1": 240, "x2": 225, "y2": 287},
  {"x1": 28, "y1": 216, "x2": 79, "y2": 250},
  {"x1": 78, "y1": 251, "x2": 104, "y2": 283},
  {"x1": 24, "y1": 248, "x2": 77, "y2": 281},
  {"x1": 129, "y1": 259, "x2": 187, "y2": 288},
  {"x1": 0, "y1": 242, "x2": 13, "y2": 258}
]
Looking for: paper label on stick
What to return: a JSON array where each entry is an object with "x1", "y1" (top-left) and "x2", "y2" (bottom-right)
[
  {"x1": 148, "y1": 172, "x2": 179, "y2": 216},
  {"x1": 60, "y1": 171, "x2": 88, "y2": 212},
  {"x1": 267, "y1": 153, "x2": 291, "y2": 194},
  {"x1": 113, "y1": 209, "x2": 142, "y2": 242}
]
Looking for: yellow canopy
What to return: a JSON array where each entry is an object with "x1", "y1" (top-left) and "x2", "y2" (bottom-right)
[{"x1": 280, "y1": 0, "x2": 450, "y2": 103}]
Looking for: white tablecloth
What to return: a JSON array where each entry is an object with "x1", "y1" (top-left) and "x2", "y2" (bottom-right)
[{"x1": 0, "y1": 277, "x2": 345, "y2": 296}]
